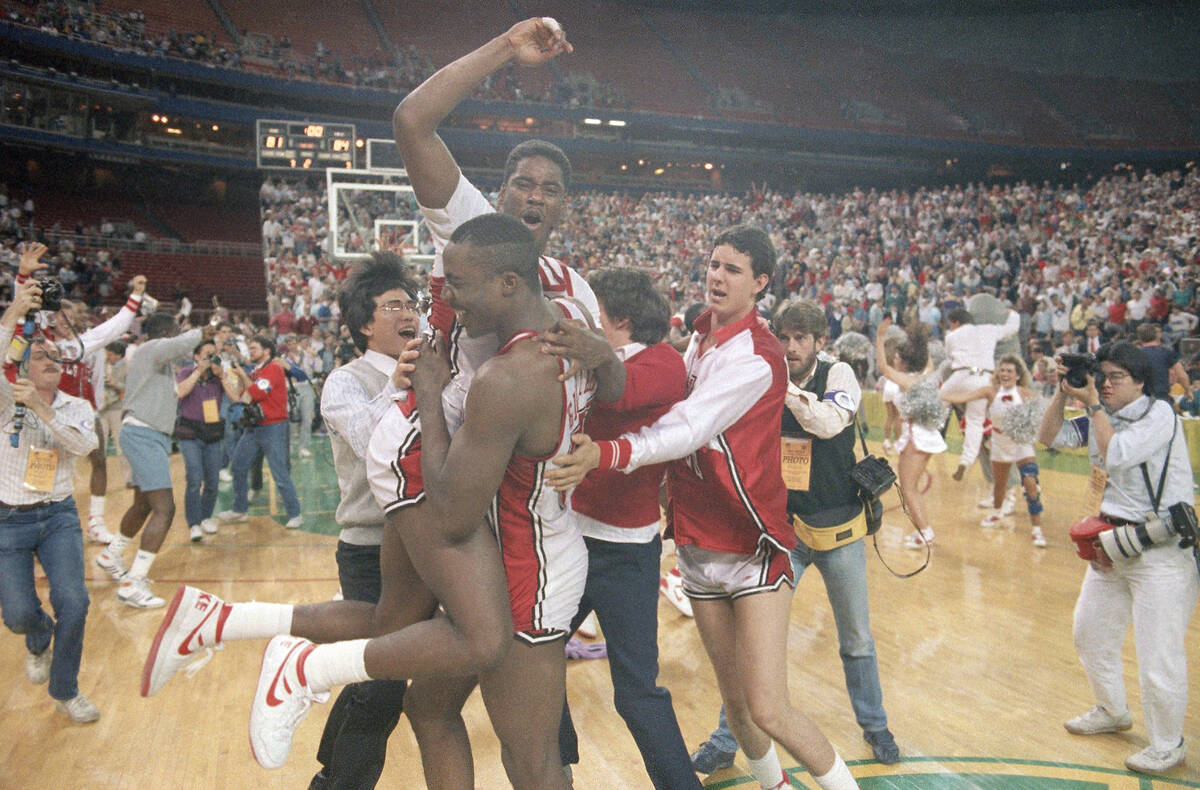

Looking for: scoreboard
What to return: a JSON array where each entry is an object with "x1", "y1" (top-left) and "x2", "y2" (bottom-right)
[{"x1": 256, "y1": 120, "x2": 356, "y2": 170}]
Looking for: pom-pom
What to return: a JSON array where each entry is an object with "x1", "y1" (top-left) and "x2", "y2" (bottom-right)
[
  {"x1": 833, "y1": 331, "x2": 871, "y2": 361},
  {"x1": 995, "y1": 397, "x2": 1048, "y2": 445},
  {"x1": 899, "y1": 377, "x2": 949, "y2": 430}
]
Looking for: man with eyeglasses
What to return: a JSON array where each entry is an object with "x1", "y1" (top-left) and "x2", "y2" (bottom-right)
[
  {"x1": 0, "y1": 278, "x2": 101, "y2": 723},
  {"x1": 307, "y1": 253, "x2": 424, "y2": 790},
  {"x1": 14, "y1": 241, "x2": 147, "y2": 545},
  {"x1": 1039, "y1": 342, "x2": 1198, "y2": 775}
]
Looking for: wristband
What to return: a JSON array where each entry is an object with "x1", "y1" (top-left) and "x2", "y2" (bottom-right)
[
  {"x1": 595, "y1": 438, "x2": 632, "y2": 471},
  {"x1": 1086, "y1": 403, "x2": 1103, "y2": 416}
]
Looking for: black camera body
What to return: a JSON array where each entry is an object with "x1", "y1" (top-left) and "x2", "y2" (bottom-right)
[
  {"x1": 34, "y1": 275, "x2": 66, "y2": 313},
  {"x1": 1060, "y1": 352, "x2": 1101, "y2": 389}
]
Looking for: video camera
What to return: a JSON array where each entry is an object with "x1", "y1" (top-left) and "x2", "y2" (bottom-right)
[{"x1": 1060, "y1": 352, "x2": 1102, "y2": 389}]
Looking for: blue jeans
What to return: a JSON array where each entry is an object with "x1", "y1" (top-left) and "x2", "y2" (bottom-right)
[
  {"x1": 231, "y1": 421, "x2": 300, "y2": 518},
  {"x1": 559, "y1": 536, "x2": 701, "y2": 790},
  {"x1": 313, "y1": 542, "x2": 407, "y2": 789},
  {"x1": 180, "y1": 438, "x2": 222, "y2": 526},
  {"x1": 0, "y1": 498, "x2": 89, "y2": 700},
  {"x1": 707, "y1": 538, "x2": 888, "y2": 753}
]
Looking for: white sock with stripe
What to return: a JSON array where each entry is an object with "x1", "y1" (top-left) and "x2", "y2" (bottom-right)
[
  {"x1": 89, "y1": 495, "x2": 105, "y2": 518},
  {"x1": 128, "y1": 549, "x2": 155, "y2": 580}
]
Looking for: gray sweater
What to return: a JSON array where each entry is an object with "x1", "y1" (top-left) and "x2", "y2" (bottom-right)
[
  {"x1": 322, "y1": 355, "x2": 394, "y2": 545},
  {"x1": 123, "y1": 329, "x2": 202, "y2": 434}
]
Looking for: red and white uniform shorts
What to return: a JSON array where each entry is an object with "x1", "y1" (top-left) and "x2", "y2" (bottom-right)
[
  {"x1": 366, "y1": 394, "x2": 424, "y2": 515},
  {"x1": 675, "y1": 543, "x2": 795, "y2": 601},
  {"x1": 500, "y1": 517, "x2": 588, "y2": 645}
]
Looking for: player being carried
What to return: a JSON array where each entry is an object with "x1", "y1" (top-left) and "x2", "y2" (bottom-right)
[{"x1": 392, "y1": 15, "x2": 599, "y2": 414}]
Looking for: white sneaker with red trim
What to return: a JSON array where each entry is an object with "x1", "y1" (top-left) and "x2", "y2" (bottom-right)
[
  {"x1": 249, "y1": 636, "x2": 329, "y2": 770},
  {"x1": 86, "y1": 515, "x2": 114, "y2": 544},
  {"x1": 142, "y1": 586, "x2": 225, "y2": 697},
  {"x1": 659, "y1": 568, "x2": 693, "y2": 617}
]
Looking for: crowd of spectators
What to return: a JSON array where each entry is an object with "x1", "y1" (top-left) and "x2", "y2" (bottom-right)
[
  {"x1": 2, "y1": 0, "x2": 432, "y2": 93},
  {"x1": 248, "y1": 166, "x2": 1199, "y2": 424},
  {"x1": 7, "y1": 165, "x2": 1199, "y2": 426},
  {"x1": 1, "y1": 184, "x2": 131, "y2": 308},
  {"x1": 548, "y1": 170, "x2": 1199, "y2": 355},
  {"x1": 3, "y1": 0, "x2": 632, "y2": 107},
  {"x1": 4, "y1": 0, "x2": 241, "y2": 68}
]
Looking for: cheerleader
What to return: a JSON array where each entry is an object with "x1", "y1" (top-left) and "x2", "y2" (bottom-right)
[
  {"x1": 878, "y1": 337, "x2": 903, "y2": 455},
  {"x1": 874, "y1": 317, "x2": 945, "y2": 549},
  {"x1": 942, "y1": 354, "x2": 1046, "y2": 547}
]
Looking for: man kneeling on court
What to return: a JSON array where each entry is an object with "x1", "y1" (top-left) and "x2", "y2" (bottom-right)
[{"x1": 141, "y1": 215, "x2": 613, "y2": 788}]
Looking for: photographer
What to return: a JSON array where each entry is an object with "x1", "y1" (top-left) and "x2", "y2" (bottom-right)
[
  {"x1": 16, "y1": 241, "x2": 147, "y2": 544},
  {"x1": 216, "y1": 335, "x2": 302, "y2": 530},
  {"x1": 1038, "y1": 342, "x2": 1198, "y2": 775},
  {"x1": 175, "y1": 340, "x2": 241, "y2": 541},
  {"x1": 0, "y1": 278, "x2": 100, "y2": 723}
]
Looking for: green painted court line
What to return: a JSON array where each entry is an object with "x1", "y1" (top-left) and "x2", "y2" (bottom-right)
[
  {"x1": 701, "y1": 756, "x2": 1200, "y2": 789},
  {"x1": 858, "y1": 776, "x2": 1104, "y2": 789}
]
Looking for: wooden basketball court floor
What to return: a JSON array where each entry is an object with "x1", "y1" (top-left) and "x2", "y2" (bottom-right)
[{"x1": 2, "y1": 434, "x2": 1199, "y2": 789}]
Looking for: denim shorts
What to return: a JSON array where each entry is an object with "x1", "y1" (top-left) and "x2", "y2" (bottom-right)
[{"x1": 120, "y1": 423, "x2": 173, "y2": 491}]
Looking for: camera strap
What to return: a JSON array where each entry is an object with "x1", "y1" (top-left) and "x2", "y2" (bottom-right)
[
  {"x1": 854, "y1": 413, "x2": 872, "y2": 460},
  {"x1": 1138, "y1": 412, "x2": 1177, "y2": 515},
  {"x1": 855, "y1": 414, "x2": 930, "y2": 578}
]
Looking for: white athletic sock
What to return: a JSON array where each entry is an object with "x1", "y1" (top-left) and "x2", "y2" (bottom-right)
[
  {"x1": 218, "y1": 602, "x2": 294, "y2": 642},
  {"x1": 746, "y1": 743, "x2": 785, "y2": 789},
  {"x1": 301, "y1": 639, "x2": 371, "y2": 694},
  {"x1": 106, "y1": 533, "x2": 129, "y2": 555},
  {"x1": 89, "y1": 495, "x2": 105, "y2": 518},
  {"x1": 813, "y1": 754, "x2": 857, "y2": 790},
  {"x1": 128, "y1": 549, "x2": 156, "y2": 579}
]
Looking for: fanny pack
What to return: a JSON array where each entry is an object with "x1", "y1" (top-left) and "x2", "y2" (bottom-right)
[
  {"x1": 176, "y1": 416, "x2": 225, "y2": 444},
  {"x1": 793, "y1": 508, "x2": 869, "y2": 552}
]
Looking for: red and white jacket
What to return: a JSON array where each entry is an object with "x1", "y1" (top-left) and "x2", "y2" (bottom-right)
[
  {"x1": 571, "y1": 341, "x2": 686, "y2": 542},
  {"x1": 596, "y1": 309, "x2": 794, "y2": 555}
]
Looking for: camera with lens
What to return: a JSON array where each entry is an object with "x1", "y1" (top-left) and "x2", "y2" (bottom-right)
[
  {"x1": 1098, "y1": 502, "x2": 1200, "y2": 566},
  {"x1": 1060, "y1": 352, "x2": 1101, "y2": 389},
  {"x1": 33, "y1": 274, "x2": 66, "y2": 313}
]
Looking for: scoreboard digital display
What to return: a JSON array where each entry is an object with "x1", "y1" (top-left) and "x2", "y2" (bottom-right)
[{"x1": 256, "y1": 120, "x2": 356, "y2": 170}]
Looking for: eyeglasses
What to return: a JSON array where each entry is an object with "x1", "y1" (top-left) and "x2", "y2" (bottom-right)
[
  {"x1": 377, "y1": 299, "x2": 421, "y2": 313},
  {"x1": 1102, "y1": 370, "x2": 1131, "y2": 383},
  {"x1": 29, "y1": 350, "x2": 62, "y2": 364}
]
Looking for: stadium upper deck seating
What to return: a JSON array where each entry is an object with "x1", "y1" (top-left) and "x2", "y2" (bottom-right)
[{"x1": 219, "y1": 0, "x2": 380, "y2": 60}]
